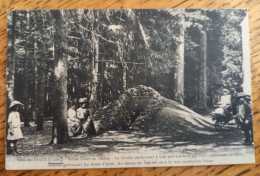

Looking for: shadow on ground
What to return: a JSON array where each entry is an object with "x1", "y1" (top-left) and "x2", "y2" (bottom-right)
[{"x1": 11, "y1": 117, "x2": 251, "y2": 157}]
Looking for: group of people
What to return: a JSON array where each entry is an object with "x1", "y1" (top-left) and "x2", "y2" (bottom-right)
[
  {"x1": 6, "y1": 97, "x2": 96, "y2": 155},
  {"x1": 230, "y1": 88, "x2": 253, "y2": 145},
  {"x1": 67, "y1": 98, "x2": 96, "y2": 137}
]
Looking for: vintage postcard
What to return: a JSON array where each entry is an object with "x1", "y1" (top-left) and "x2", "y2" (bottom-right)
[{"x1": 6, "y1": 9, "x2": 254, "y2": 170}]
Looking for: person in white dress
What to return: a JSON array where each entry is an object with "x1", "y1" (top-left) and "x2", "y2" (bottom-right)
[
  {"x1": 7, "y1": 100, "x2": 24, "y2": 155},
  {"x1": 67, "y1": 100, "x2": 82, "y2": 137}
]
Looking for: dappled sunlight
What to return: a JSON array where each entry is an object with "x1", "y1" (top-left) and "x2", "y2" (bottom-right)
[
  {"x1": 173, "y1": 141, "x2": 190, "y2": 145},
  {"x1": 7, "y1": 112, "x2": 253, "y2": 159}
]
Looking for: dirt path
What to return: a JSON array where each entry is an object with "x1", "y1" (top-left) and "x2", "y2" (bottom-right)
[{"x1": 7, "y1": 116, "x2": 254, "y2": 158}]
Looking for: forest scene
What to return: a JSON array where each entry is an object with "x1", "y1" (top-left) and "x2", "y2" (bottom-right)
[{"x1": 6, "y1": 9, "x2": 254, "y2": 165}]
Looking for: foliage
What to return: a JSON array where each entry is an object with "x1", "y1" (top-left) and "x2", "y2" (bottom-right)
[
  {"x1": 219, "y1": 10, "x2": 246, "y2": 90},
  {"x1": 7, "y1": 9, "x2": 247, "y2": 120}
]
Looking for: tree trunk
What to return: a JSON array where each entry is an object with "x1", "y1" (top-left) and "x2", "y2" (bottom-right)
[
  {"x1": 36, "y1": 12, "x2": 47, "y2": 131},
  {"x1": 23, "y1": 10, "x2": 31, "y2": 127},
  {"x1": 173, "y1": 14, "x2": 185, "y2": 104},
  {"x1": 33, "y1": 32, "x2": 38, "y2": 122},
  {"x1": 6, "y1": 11, "x2": 17, "y2": 137},
  {"x1": 118, "y1": 42, "x2": 127, "y2": 92},
  {"x1": 123, "y1": 66, "x2": 127, "y2": 91},
  {"x1": 36, "y1": 54, "x2": 46, "y2": 131},
  {"x1": 46, "y1": 43, "x2": 55, "y2": 119},
  {"x1": 98, "y1": 62, "x2": 104, "y2": 107},
  {"x1": 6, "y1": 11, "x2": 17, "y2": 108},
  {"x1": 90, "y1": 25, "x2": 99, "y2": 110},
  {"x1": 199, "y1": 31, "x2": 207, "y2": 109},
  {"x1": 50, "y1": 10, "x2": 69, "y2": 144}
]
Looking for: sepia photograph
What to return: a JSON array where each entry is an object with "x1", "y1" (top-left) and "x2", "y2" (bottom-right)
[{"x1": 5, "y1": 9, "x2": 255, "y2": 169}]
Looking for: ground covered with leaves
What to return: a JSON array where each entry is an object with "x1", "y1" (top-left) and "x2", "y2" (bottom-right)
[{"x1": 6, "y1": 115, "x2": 253, "y2": 159}]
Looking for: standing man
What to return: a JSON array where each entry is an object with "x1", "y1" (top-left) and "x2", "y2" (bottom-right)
[
  {"x1": 244, "y1": 95, "x2": 253, "y2": 143},
  {"x1": 235, "y1": 93, "x2": 253, "y2": 145},
  {"x1": 230, "y1": 88, "x2": 240, "y2": 128},
  {"x1": 230, "y1": 88, "x2": 239, "y2": 115}
]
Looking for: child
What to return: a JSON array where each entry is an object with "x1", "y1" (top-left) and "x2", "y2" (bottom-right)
[{"x1": 7, "y1": 100, "x2": 24, "y2": 155}]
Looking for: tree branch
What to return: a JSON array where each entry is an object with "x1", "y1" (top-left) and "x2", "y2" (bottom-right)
[
  {"x1": 77, "y1": 24, "x2": 122, "y2": 45},
  {"x1": 97, "y1": 60, "x2": 145, "y2": 64}
]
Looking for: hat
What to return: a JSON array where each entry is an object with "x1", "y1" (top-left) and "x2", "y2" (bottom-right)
[
  {"x1": 237, "y1": 93, "x2": 246, "y2": 98},
  {"x1": 230, "y1": 88, "x2": 236, "y2": 92},
  {"x1": 245, "y1": 95, "x2": 251, "y2": 100},
  {"x1": 79, "y1": 98, "x2": 88, "y2": 103},
  {"x1": 68, "y1": 99, "x2": 76, "y2": 104},
  {"x1": 9, "y1": 100, "x2": 23, "y2": 109}
]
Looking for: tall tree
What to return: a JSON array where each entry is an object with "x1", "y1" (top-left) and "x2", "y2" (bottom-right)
[
  {"x1": 172, "y1": 10, "x2": 185, "y2": 104},
  {"x1": 35, "y1": 11, "x2": 48, "y2": 131},
  {"x1": 199, "y1": 31, "x2": 207, "y2": 109},
  {"x1": 184, "y1": 10, "x2": 210, "y2": 109},
  {"x1": 6, "y1": 11, "x2": 18, "y2": 138},
  {"x1": 23, "y1": 10, "x2": 32, "y2": 127},
  {"x1": 135, "y1": 9, "x2": 187, "y2": 104},
  {"x1": 6, "y1": 11, "x2": 17, "y2": 108},
  {"x1": 33, "y1": 14, "x2": 38, "y2": 123},
  {"x1": 50, "y1": 10, "x2": 69, "y2": 144},
  {"x1": 90, "y1": 14, "x2": 99, "y2": 110}
]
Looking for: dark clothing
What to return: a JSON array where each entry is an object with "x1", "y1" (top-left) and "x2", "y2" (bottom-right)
[
  {"x1": 76, "y1": 107, "x2": 96, "y2": 136},
  {"x1": 236, "y1": 102, "x2": 253, "y2": 144},
  {"x1": 7, "y1": 140, "x2": 19, "y2": 155},
  {"x1": 231, "y1": 92, "x2": 239, "y2": 114},
  {"x1": 83, "y1": 119, "x2": 96, "y2": 136},
  {"x1": 236, "y1": 118, "x2": 253, "y2": 144}
]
